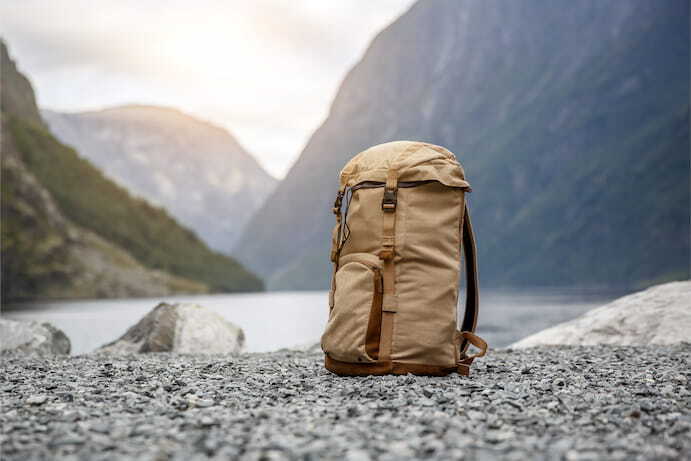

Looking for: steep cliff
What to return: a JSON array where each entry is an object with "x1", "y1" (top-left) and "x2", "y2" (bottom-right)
[{"x1": 235, "y1": 0, "x2": 690, "y2": 290}]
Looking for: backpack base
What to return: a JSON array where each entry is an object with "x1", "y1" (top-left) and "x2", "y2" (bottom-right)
[{"x1": 325, "y1": 355, "x2": 474, "y2": 377}]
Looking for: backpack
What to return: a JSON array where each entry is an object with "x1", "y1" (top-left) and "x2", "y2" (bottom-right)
[{"x1": 321, "y1": 141, "x2": 488, "y2": 376}]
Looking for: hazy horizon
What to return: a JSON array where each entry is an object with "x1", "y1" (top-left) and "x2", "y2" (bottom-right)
[{"x1": 0, "y1": 0, "x2": 416, "y2": 178}]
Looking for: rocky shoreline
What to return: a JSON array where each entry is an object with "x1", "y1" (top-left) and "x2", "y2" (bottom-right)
[{"x1": 2, "y1": 345, "x2": 690, "y2": 460}]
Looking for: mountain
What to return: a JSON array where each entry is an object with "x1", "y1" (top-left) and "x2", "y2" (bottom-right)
[
  {"x1": 235, "y1": 0, "x2": 690, "y2": 290},
  {"x1": 1, "y1": 41, "x2": 263, "y2": 302},
  {"x1": 42, "y1": 106, "x2": 276, "y2": 254}
]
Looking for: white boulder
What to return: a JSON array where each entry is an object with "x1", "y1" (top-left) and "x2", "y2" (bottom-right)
[
  {"x1": 0, "y1": 319, "x2": 71, "y2": 355},
  {"x1": 511, "y1": 281, "x2": 691, "y2": 348},
  {"x1": 97, "y1": 302, "x2": 245, "y2": 354}
]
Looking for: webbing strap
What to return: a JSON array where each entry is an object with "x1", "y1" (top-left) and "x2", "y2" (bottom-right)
[
  {"x1": 379, "y1": 311, "x2": 395, "y2": 361},
  {"x1": 378, "y1": 168, "x2": 398, "y2": 361},
  {"x1": 459, "y1": 203, "x2": 480, "y2": 355},
  {"x1": 379, "y1": 169, "x2": 397, "y2": 257}
]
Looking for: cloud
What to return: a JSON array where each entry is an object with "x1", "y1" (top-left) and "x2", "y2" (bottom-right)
[{"x1": 0, "y1": 0, "x2": 415, "y2": 177}]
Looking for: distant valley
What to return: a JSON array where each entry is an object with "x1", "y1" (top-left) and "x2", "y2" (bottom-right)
[
  {"x1": 1, "y1": 41, "x2": 263, "y2": 302},
  {"x1": 43, "y1": 106, "x2": 276, "y2": 254}
]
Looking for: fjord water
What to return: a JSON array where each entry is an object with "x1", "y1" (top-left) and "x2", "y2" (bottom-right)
[{"x1": 3, "y1": 289, "x2": 629, "y2": 355}]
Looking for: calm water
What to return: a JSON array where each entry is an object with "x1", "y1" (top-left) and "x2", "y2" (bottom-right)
[{"x1": 2, "y1": 289, "x2": 629, "y2": 355}]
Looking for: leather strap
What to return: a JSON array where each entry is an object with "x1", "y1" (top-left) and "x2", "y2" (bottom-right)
[
  {"x1": 460, "y1": 331, "x2": 487, "y2": 359},
  {"x1": 457, "y1": 357, "x2": 474, "y2": 376},
  {"x1": 456, "y1": 332, "x2": 486, "y2": 375},
  {"x1": 459, "y1": 203, "x2": 479, "y2": 354}
]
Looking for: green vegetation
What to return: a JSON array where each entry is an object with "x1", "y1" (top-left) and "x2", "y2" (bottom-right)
[
  {"x1": 6, "y1": 116, "x2": 263, "y2": 293},
  {"x1": 1, "y1": 40, "x2": 263, "y2": 300},
  {"x1": 1, "y1": 135, "x2": 75, "y2": 301},
  {"x1": 460, "y1": 4, "x2": 690, "y2": 288}
]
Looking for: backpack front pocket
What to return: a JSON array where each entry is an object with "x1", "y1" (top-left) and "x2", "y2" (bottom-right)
[{"x1": 321, "y1": 253, "x2": 383, "y2": 363}]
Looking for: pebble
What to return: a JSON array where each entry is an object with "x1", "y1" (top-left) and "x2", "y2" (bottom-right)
[
  {"x1": 25, "y1": 394, "x2": 47, "y2": 406},
  {"x1": 1, "y1": 344, "x2": 690, "y2": 460}
]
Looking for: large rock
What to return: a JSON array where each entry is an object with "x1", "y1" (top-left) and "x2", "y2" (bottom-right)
[
  {"x1": 97, "y1": 302, "x2": 245, "y2": 354},
  {"x1": 0, "y1": 319, "x2": 71, "y2": 355},
  {"x1": 511, "y1": 281, "x2": 691, "y2": 348}
]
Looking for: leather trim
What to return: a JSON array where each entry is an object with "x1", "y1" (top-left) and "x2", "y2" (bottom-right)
[
  {"x1": 325, "y1": 355, "x2": 461, "y2": 377},
  {"x1": 460, "y1": 331, "x2": 487, "y2": 359},
  {"x1": 364, "y1": 270, "x2": 383, "y2": 360}
]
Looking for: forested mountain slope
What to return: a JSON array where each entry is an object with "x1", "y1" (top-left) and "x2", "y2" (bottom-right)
[
  {"x1": 43, "y1": 106, "x2": 276, "y2": 253},
  {"x1": 1, "y1": 41, "x2": 263, "y2": 302}
]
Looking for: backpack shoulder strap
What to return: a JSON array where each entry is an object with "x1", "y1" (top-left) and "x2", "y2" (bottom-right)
[
  {"x1": 459, "y1": 203, "x2": 479, "y2": 353},
  {"x1": 457, "y1": 203, "x2": 488, "y2": 375}
]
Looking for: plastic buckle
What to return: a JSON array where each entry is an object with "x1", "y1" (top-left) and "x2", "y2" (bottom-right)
[{"x1": 381, "y1": 188, "x2": 397, "y2": 212}]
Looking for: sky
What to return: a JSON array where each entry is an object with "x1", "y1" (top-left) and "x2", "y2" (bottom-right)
[{"x1": 0, "y1": 0, "x2": 415, "y2": 178}]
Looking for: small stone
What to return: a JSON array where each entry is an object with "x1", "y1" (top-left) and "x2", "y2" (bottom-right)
[
  {"x1": 196, "y1": 398, "x2": 215, "y2": 408},
  {"x1": 345, "y1": 448, "x2": 372, "y2": 461},
  {"x1": 60, "y1": 410, "x2": 82, "y2": 422},
  {"x1": 132, "y1": 424, "x2": 154, "y2": 436},
  {"x1": 26, "y1": 395, "x2": 48, "y2": 406},
  {"x1": 199, "y1": 416, "x2": 216, "y2": 427},
  {"x1": 110, "y1": 425, "x2": 131, "y2": 440},
  {"x1": 467, "y1": 410, "x2": 485, "y2": 421},
  {"x1": 419, "y1": 397, "x2": 436, "y2": 407},
  {"x1": 89, "y1": 422, "x2": 110, "y2": 434},
  {"x1": 52, "y1": 434, "x2": 86, "y2": 446},
  {"x1": 484, "y1": 430, "x2": 514, "y2": 444}
]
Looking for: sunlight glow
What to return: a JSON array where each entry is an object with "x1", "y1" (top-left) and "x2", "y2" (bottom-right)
[{"x1": 0, "y1": 0, "x2": 416, "y2": 178}]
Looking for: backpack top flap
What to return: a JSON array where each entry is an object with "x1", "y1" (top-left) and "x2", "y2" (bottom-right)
[{"x1": 338, "y1": 141, "x2": 470, "y2": 190}]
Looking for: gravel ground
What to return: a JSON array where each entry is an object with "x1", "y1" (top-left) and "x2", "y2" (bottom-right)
[{"x1": 2, "y1": 345, "x2": 690, "y2": 460}]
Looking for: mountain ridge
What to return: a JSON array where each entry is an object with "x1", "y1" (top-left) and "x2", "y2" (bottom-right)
[
  {"x1": 1, "y1": 40, "x2": 263, "y2": 302},
  {"x1": 234, "y1": 0, "x2": 690, "y2": 290},
  {"x1": 42, "y1": 104, "x2": 276, "y2": 253}
]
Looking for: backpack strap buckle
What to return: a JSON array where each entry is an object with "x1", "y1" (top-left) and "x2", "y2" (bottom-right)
[{"x1": 381, "y1": 188, "x2": 397, "y2": 211}]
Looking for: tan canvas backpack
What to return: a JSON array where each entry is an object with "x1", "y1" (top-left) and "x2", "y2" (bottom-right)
[{"x1": 321, "y1": 141, "x2": 488, "y2": 376}]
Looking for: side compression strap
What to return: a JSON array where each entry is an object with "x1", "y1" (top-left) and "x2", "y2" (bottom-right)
[{"x1": 459, "y1": 203, "x2": 479, "y2": 355}]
